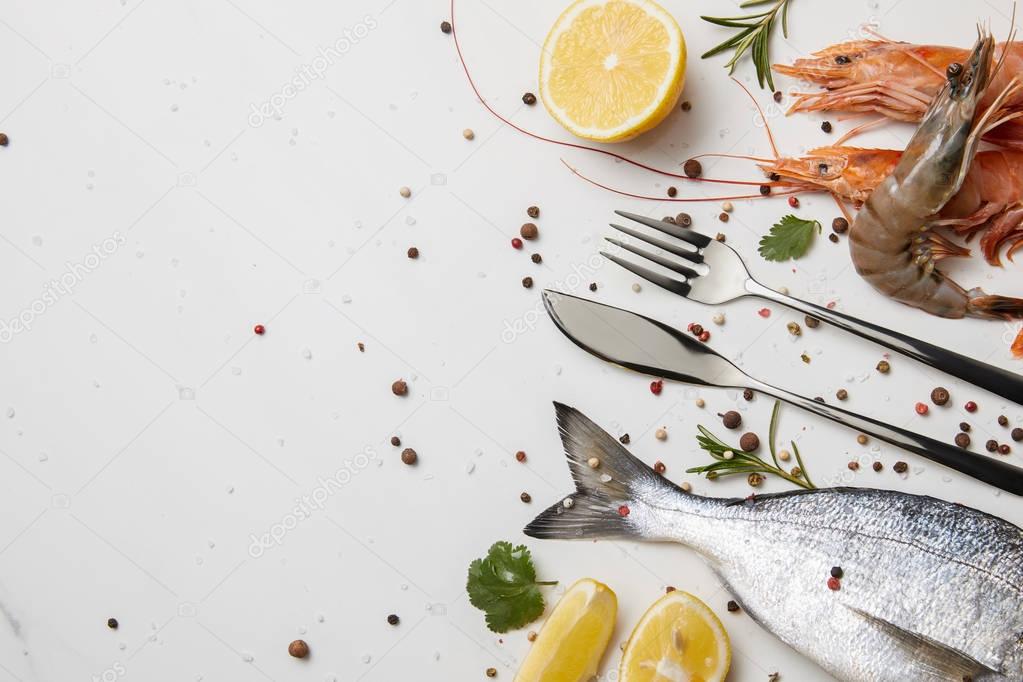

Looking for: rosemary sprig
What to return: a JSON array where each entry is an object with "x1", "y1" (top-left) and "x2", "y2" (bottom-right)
[
  {"x1": 700, "y1": 0, "x2": 793, "y2": 90},
  {"x1": 687, "y1": 401, "x2": 816, "y2": 489}
]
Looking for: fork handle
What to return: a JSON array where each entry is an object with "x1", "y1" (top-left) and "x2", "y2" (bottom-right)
[
  {"x1": 749, "y1": 380, "x2": 1023, "y2": 495},
  {"x1": 746, "y1": 279, "x2": 1023, "y2": 405}
]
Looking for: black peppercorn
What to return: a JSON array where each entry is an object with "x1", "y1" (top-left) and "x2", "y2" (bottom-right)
[
  {"x1": 680, "y1": 100, "x2": 691, "y2": 111},
  {"x1": 739, "y1": 432, "x2": 760, "y2": 452},
  {"x1": 589, "y1": 282, "x2": 597, "y2": 292},
  {"x1": 619, "y1": 433, "x2": 630, "y2": 444},
  {"x1": 773, "y1": 90, "x2": 782, "y2": 103},
  {"x1": 676, "y1": 212, "x2": 692, "y2": 227},
  {"x1": 955, "y1": 432, "x2": 971, "y2": 448},
  {"x1": 998, "y1": 414, "x2": 1009, "y2": 427},
  {"x1": 828, "y1": 233, "x2": 839, "y2": 243},
  {"x1": 407, "y1": 246, "x2": 419, "y2": 259},
  {"x1": 805, "y1": 315, "x2": 820, "y2": 328},
  {"x1": 520, "y1": 491, "x2": 531, "y2": 503},
  {"x1": 930, "y1": 387, "x2": 950, "y2": 406},
  {"x1": 832, "y1": 217, "x2": 849, "y2": 234},
  {"x1": 107, "y1": 618, "x2": 118, "y2": 629},
  {"x1": 893, "y1": 461, "x2": 908, "y2": 474},
  {"x1": 1012, "y1": 427, "x2": 1023, "y2": 442},
  {"x1": 440, "y1": 20, "x2": 452, "y2": 33},
  {"x1": 821, "y1": 121, "x2": 833, "y2": 133},
  {"x1": 387, "y1": 614, "x2": 400, "y2": 625},
  {"x1": 960, "y1": 422, "x2": 971, "y2": 432},
  {"x1": 721, "y1": 411, "x2": 741, "y2": 429},
  {"x1": 759, "y1": 184, "x2": 771, "y2": 196},
  {"x1": 390, "y1": 436, "x2": 401, "y2": 447},
  {"x1": 522, "y1": 92, "x2": 537, "y2": 105},
  {"x1": 986, "y1": 439, "x2": 999, "y2": 453},
  {"x1": 830, "y1": 566, "x2": 843, "y2": 579},
  {"x1": 872, "y1": 461, "x2": 883, "y2": 472},
  {"x1": 667, "y1": 186, "x2": 678, "y2": 198},
  {"x1": 530, "y1": 253, "x2": 542, "y2": 264},
  {"x1": 742, "y1": 388, "x2": 754, "y2": 401},
  {"x1": 0, "y1": 133, "x2": 9, "y2": 147},
  {"x1": 836, "y1": 389, "x2": 848, "y2": 401},
  {"x1": 526, "y1": 205, "x2": 539, "y2": 218},
  {"x1": 726, "y1": 600, "x2": 740, "y2": 612},
  {"x1": 683, "y1": 159, "x2": 702, "y2": 178},
  {"x1": 392, "y1": 379, "x2": 408, "y2": 396}
]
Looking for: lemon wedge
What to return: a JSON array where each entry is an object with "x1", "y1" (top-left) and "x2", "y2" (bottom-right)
[
  {"x1": 514, "y1": 578, "x2": 617, "y2": 681},
  {"x1": 539, "y1": 0, "x2": 686, "y2": 142},
  {"x1": 619, "y1": 590, "x2": 731, "y2": 682}
]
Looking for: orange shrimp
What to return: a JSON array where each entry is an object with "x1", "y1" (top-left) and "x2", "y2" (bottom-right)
[{"x1": 773, "y1": 38, "x2": 1023, "y2": 148}]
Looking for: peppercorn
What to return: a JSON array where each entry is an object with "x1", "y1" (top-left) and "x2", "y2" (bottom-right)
[
  {"x1": 527, "y1": 631, "x2": 537, "y2": 642},
  {"x1": 788, "y1": 196, "x2": 800, "y2": 208},
  {"x1": 289, "y1": 640, "x2": 309, "y2": 658},
  {"x1": 827, "y1": 576, "x2": 841, "y2": 591},
  {"x1": 440, "y1": 20, "x2": 452, "y2": 33},
  {"x1": 998, "y1": 414, "x2": 1009, "y2": 427},
  {"x1": 399, "y1": 186, "x2": 411, "y2": 198},
  {"x1": 803, "y1": 316, "x2": 820, "y2": 329},
  {"x1": 654, "y1": 427, "x2": 667, "y2": 441},
  {"x1": 698, "y1": 330, "x2": 710, "y2": 342},
  {"x1": 401, "y1": 448, "x2": 418, "y2": 465},
  {"x1": 893, "y1": 461, "x2": 908, "y2": 474},
  {"x1": 665, "y1": 585, "x2": 676, "y2": 593},
  {"x1": 872, "y1": 461, "x2": 883, "y2": 472},
  {"x1": 654, "y1": 461, "x2": 666, "y2": 474},
  {"x1": 486, "y1": 668, "x2": 497, "y2": 678},
  {"x1": 357, "y1": 342, "x2": 365, "y2": 352},
  {"x1": 718, "y1": 212, "x2": 729, "y2": 223},
  {"x1": 857, "y1": 434, "x2": 868, "y2": 445},
  {"x1": 773, "y1": 90, "x2": 782, "y2": 103},
  {"x1": 960, "y1": 422, "x2": 971, "y2": 432},
  {"x1": 747, "y1": 472, "x2": 764, "y2": 487},
  {"x1": 965, "y1": 400, "x2": 978, "y2": 412},
  {"x1": 836, "y1": 388, "x2": 848, "y2": 401},
  {"x1": 107, "y1": 618, "x2": 118, "y2": 629},
  {"x1": 759, "y1": 184, "x2": 771, "y2": 196},
  {"x1": 876, "y1": 360, "x2": 890, "y2": 374},
  {"x1": 726, "y1": 600, "x2": 740, "y2": 612},
  {"x1": 986, "y1": 439, "x2": 999, "y2": 453},
  {"x1": 740, "y1": 432, "x2": 760, "y2": 452},
  {"x1": 390, "y1": 436, "x2": 401, "y2": 447},
  {"x1": 830, "y1": 566, "x2": 843, "y2": 579},
  {"x1": 691, "y1": 323, "x2": 704, "y2": 336},
  {"x1": 681, "y1": 100, "x2": 692, "y2": 111},
  {"x1": 847, "y1": 461, "x2": 860, "y2": 471},
  {"x1": 0, "y1": 133, "x2": 9, "y2": 147},
  {"x1": 999, "y1": 444, "x2": 1011, "y2": 455},
  {"x1": 511, "y1": 237, "x2": 523, "y2": 250},
  {"x1": 821, "y1": 121, "x2": 833, "y2": 133},
  {"x1": 832, "y1": 217, "x2": 849, "y2": 234},
  {"x1": 463, "y1": 128, "x2": 475, "y2": 140},
  {"x1": 930, "y1": 387, "x2": 950, "y2": 406},
  {"x1": 387, "y1": 614, "x2": 400, "y2": 625},
  {"x1": 520, "y1": 492, "x2": 531, "y2": 503},
  {"x1": 391, "y1": 379, "x2": 408, "y2": 396},
  {"x1": 828, "y1": 233, "x2": 840, "y2": 243},
  {"x1": 955, "y1": 433, "x2": 971, "y2": 448},
  {"x1": 650, "y1": 380, "x2": 663, "y2": 395},
  {"x1": 522, "y1": 92, "x2": 537, "y2": 105},
  {"x1": 521, "y1": 276, "x2": 533, "y2": 289},
  {"x1": 683, "y1": 159, "x2": 702, "y2": 178},
  {"x1": 527, "y1": 205, "x2": 539, "y2": 218},
  {"x1": 253, "y1": 324, "x2": 266, "y2": 335},
  {"x1": 721, "y1": 411, "x2": 741, "y2": 429},
  {"x1": 520, "y1": 222, "x2": 538, "y2": 240},
  {"x1": 588, "y1": 282, "x2": 597, "y2": 292},
  {"x1": 530, "y1": 253, "x2": 542, "y2": 264},
  {"x1": 619, "y1": 433, "x2": 630, "y2": 444},
  {"x1": 743, "y1": 388, "x2": 754, "y2": 401},
  {"x1": 515, "y1": 450, "x2": 526, "y2": 462},
  {"x1": 676, "y1": 212, "x2": 692, "y2": 227},
  {"x1": 667, "y1": 186, "x2": 677, "y2": 197},
  {"x1": 915, "y1": 402, "x2": 928, "y2": 416},
  {"x1": 786, "y1": 321, "x2": 801, "y2": 336},
  {"x1": 407, "y1": 246, "x2": 419, "y2": 259},
  {"x1": 662, "y1": 215, "x2": 676, "y2": 224},
  {"x1": 1013, "y1": 427, "x2": 1023, "y2": 442}
]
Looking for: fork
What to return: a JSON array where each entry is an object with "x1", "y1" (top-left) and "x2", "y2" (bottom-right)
[{"x1": 603, "y1": 210, "x2": 1023, "y2": 405}]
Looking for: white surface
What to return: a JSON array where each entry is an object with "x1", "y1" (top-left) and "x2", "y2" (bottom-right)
[{"x1": 0, "y1": 1, "x2": 1021, "y2": 680}]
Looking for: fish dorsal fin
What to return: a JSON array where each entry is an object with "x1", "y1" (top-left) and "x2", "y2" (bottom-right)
[{"x1": 846, "y1": 606, "x2": 1002, "y2": 678}]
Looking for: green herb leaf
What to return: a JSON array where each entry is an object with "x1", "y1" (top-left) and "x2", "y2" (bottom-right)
[
  {"x1": 701, "y1": 0, "x2": 793, "y2": 89},
  {"x1": 758, "y1": 214, "x2": 821, "y2": 262},
  {"x1": 466, "y1": 541, "x2": 556, "y2": 633}
]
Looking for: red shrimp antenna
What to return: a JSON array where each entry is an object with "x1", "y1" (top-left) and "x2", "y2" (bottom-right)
[
  {"x1": 448, "y1": 0, "x2": 769, "y2": 189},
  {"x1": 729, "y1": 77, "x2": 780, "y2": 160}
]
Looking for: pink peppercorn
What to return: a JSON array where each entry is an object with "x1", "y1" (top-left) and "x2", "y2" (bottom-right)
[
  {"x1": 915, "y1": 402, "x2": 928, "y2": 416},
  {"x1": 698, "y1": 330, "x2": 710, "y2": 342},
  {"x1": 758, "y1": 308, "x2": 771, "y2": 318},
  {"x1": 617, "y1": 505, "x2": 630, "y2": 517},
  {"x1": 788, "y1": 196, "x2": 799, "y2": 208},
  {"x1": 511, "y1": 237, "x2": 523, "y2": 249},
  {"x1": 650, "y1": 380, "x2": 663, "y2": 396},
  {"x1": 827, "y1": 577, "x2": 841, "y2": 591},
  {"x1": 965, "y1": 401, "x2": 978, "y2": 413},
  {"x1": 253, "y1": 324, "x2": 266, "y2": 335}
]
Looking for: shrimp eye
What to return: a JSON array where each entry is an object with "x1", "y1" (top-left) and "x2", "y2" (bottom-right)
[
  {"x1": 834, "y1": 55, "x2": 851, "y2": 65},
  {"x1": 818, "y1": 162, "x2": 829, "y2": 175},
  {"x1": 946, "y1": 62, "x2": 963, "y2": 79}
]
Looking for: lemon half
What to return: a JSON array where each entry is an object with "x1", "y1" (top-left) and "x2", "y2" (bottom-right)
[
  {"x1": 514, "y1": 578, "x2": 617, "y2": 681},
  {"x1": 619, "y1": 590, "x2": 731, "y2": 682},
  {"x1": 539, "y1": 0, "x2": 686, "y2": 142}
]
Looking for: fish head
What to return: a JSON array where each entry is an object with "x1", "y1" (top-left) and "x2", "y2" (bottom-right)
[{"x1": 760, "y1": 147, "x2": 902, "y2": 203}]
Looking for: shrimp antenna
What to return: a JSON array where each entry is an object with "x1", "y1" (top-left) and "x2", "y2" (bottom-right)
[
  {"x1": 559, "y1": 159, "x2": 805, "y2": 203},
  {"x1": 730, "y1": 77, "x2": 780, "y2": 160},
  {"x1": 448, "y1": 0, "x2": 767, "y2": 188}
]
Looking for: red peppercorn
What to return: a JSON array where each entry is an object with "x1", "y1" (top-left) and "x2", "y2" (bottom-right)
[
  {"x1": 650, "y1": 380, "x2": 663, "y2": 395},
  {"x1": 827, "y1": 577, "x2": 841, "y2": 591},
  {"x1": 788, "y1": 196, "x2": 800, "y2": 208},
  {"x1": 914, "y1": 402, "x2": 928, "y2": 416},
  {"x1": 698, "y1": 330, "x2": 710, "y2": 342},
  {"x1": 511, "y1": 237, "x2": 523, "y2": 249},
  {"x1": 617, "y1": 505, "x2": 630, "y2": 517},
  {"x1": 515, "y1": 451, "x2": 526, "y2": 462},
  {"x1": 757, "y1": 308, "x2": 771, "y2": 318},
  {"x1": 965, "y1": 401, "x2": 978, "y2": 413},
  {"x1": 253, "y1": 324, "x2": 266, "y2": 335}
]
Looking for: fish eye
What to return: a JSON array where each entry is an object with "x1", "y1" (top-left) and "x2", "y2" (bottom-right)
[
  {"x1": 834, "y1": 55, "x2": 851, "y2": 65},
  {"x1": 947, "y1": 62, "x2": 963, "y2": 78}
]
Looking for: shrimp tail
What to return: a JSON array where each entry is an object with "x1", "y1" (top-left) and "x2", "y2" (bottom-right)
[{"x1": 967, "y1": 291, "x2": 1023, "y2": 320}]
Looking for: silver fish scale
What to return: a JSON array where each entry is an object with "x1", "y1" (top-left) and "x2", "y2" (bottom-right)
[{"x1": 642, "y1": 488, "x2": 1023, "y2": 681}]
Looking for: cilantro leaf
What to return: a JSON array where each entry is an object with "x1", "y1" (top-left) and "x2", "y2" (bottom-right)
[
  {"x1": 758, "y1": 215, "x2": 822, "y2": 262},
  {"x1": 466, "y1": 541, "x2": 555, "y2": 633}
]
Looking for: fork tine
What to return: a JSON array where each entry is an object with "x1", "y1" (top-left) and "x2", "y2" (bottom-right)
[
  {"x1": 605, "y1": 238, "x2": 701, "y2": 280},
  {"x1": 614, "y1": 210, "x2": 713, "y2": 248},
  {"x1": 609, "y1": 223, "x2": 705, "y2": 265},
  {"x1": 601, "y1": 252, "x2": 692, "y2": 297}
]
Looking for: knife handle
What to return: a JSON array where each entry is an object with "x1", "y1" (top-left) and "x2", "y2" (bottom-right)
[
  {"x1": 751, "y1": 381, "x2": 1023, "y2": 496},
  {"x1": 745, "y1": 279, "x2": 1023, "y2": 406}
]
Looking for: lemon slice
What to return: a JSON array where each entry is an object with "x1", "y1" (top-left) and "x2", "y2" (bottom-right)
[
  {"x1": 514, "y1": 578, "x2": 617, "y2": 681},
  {"x1": 619, "y1": 591, "x2": 731, "y2": 682},
  {"x1": 539, "y1": 0, "x2": 686, "y2": 142}
]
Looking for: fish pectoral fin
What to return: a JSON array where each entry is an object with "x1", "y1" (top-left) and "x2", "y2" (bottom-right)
[{"x1": 846, "y1": 606, "x2": 1002, "y2": 678}]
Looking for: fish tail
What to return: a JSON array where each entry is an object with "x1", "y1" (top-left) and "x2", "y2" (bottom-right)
[{"x1": 523, "y1": 403, "x2": 681, "y2": 541}]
